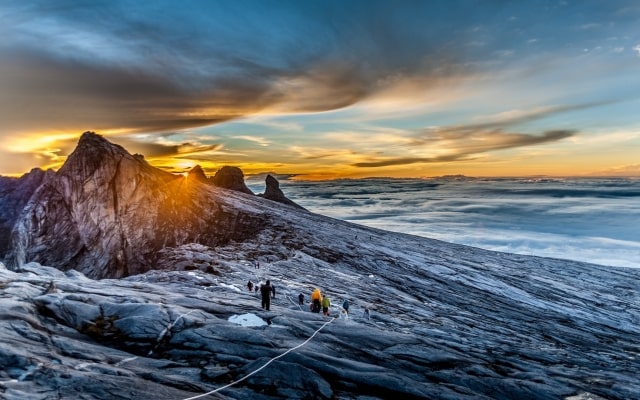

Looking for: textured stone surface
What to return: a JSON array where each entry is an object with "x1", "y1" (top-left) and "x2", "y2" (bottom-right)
[
  {"x1": 0, "y1": 168, "x2": 50, "y2": 256},
  {"x1": 1, "y1": 219, "x2": 639, "y2": 400}
]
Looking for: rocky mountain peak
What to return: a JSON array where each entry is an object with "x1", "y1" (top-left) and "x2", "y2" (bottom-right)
[
  {"x1": 57, "y1": 131, "x2": 137, "y2": 182},
  {"x1": 79, "y1": 130, "x2": 124, "y2": 150},
  {"x1": 3, "y1": 132, "x2": 276, "y2": 278},
  {"x1": 211, "y1": 166, "x2": 254, "y2": 194},
  {"x1": 187, "y1": 165, "x2": 209, "y2": 183}
]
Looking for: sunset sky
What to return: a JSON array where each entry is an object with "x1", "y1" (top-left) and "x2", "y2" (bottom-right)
[{"x1": 1, "y1": 0, "x2": 639, "y2": 179}]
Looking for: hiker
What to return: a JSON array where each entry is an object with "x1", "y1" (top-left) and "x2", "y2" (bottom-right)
[
  {"x1": 298, "y1": 293, "x2": 304, "y2": 305},
  {"x1": 247, "y1": 280, "x2": 253, "y2": 292},
  {"x1": 342, "y1": 299, "x2": 349, "y2": 315},
  {"x1": 260, "y1": 280, "x2": 273, "y2": 311},
  {"x1": 255, "y1": 286, "x2": 259, "y2": 293},
  {"x1": 271, "y1": 284, "x2": 276, "y2": 299},
  {"x1": 322, "y1": 295, "x2": 331, "y2": 316},
  {"x1": 363, "y1": 307, "x2": 370, "y2": 320},
  {"x1": 310, "y1": 288, "x2": 322, "y2": 313},
  {"x1": 312, "y1": 298, "x2": 321, "y2": 313}
]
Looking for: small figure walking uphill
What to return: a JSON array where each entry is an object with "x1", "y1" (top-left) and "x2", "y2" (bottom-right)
[
  {"x1": 260, "y1": 280, "x2": 273, "y2": 311},
  {"x1": 322, "y1": 295, "x2": 331, "y2": 316}
]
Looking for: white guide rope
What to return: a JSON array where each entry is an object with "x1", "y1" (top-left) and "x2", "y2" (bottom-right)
[
  {"x1": 180, "y1": 317, "x2": 336, "y2": 400},
  {"x1": 286, "y1": 294, "x2": 304, "y2": 311}
]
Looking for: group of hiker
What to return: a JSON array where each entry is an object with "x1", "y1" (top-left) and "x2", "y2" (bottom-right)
[
  {"x1": 302, "y1": 287, "x2": 351, "y2": 317},
  {"x1": 247, "y1": 279, "x2": 361, "y2": 318},
  {"x1": 245, "y1": 258, "x2": 367, "y2": 319},
  {"x1": 307, "y1": 288, "x2": 332, "y2": 315}
]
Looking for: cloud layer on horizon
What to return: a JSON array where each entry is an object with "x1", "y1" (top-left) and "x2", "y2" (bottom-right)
[{"x1": 250, "y1": 177, "x2": 640, "y2": 269}]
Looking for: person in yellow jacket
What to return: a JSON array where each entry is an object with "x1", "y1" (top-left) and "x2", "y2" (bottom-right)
[
  {"x1": 310, "y1": 288, "x2": 322, "y2": 313},
  {"x1": 322, "y1": 295, "x2": 331, "y2": 316}
]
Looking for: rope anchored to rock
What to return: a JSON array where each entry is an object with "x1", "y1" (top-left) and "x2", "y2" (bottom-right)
[{"x1": 181, "y1": 317, "x2": 336, "y2": 400}]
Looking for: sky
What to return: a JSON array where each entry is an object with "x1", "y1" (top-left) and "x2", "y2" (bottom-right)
[{"x1": 1, "y1": 0, "x2": 640, "y2": 179}]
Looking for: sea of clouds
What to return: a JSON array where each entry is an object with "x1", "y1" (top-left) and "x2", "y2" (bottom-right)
[{"x1": 248, "y1": 177, "x2": 640, "y2": 269}]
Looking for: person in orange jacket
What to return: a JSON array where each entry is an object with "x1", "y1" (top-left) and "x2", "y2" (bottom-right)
[{"x1": 310, "y1": 288, "x2": 322, "y2": 313}]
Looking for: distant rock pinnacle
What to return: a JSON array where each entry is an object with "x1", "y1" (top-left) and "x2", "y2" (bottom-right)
[
  {"x1": 187, "y1": 165, "x2": 209, "y2": 183},
  {"x1": 261, "y1": 174, "x2": 305, "y2": 209}
]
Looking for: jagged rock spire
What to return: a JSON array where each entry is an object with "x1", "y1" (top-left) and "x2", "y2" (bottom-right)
[
  {"x1": 187, "y1": 165, "x2": 209, "y2": 183},
  {"x1": 58, "y1": 132, "x2": 130, "y2": 179},
  {"x1": 261, "y1": 174, "x2": 305, "y2": 209}
]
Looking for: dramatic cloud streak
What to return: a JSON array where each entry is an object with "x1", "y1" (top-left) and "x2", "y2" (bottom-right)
[
  {"x1": 355, "y1": 130, "x2": 576, "y2": 168},
  {"x1": 0, "y1": 1, "x2": 470, "y2": 135},
  {"x1": 0, "y1": 47, "x2": 271, "y2": 134}
]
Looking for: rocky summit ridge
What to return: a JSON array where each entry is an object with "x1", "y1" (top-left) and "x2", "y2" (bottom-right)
[
  {"x1": 1, "y1": 132, "x2": 301, "y2": 279},
  {"x1": 0, "y1": 132, "x2": 639, "y2": 399}
]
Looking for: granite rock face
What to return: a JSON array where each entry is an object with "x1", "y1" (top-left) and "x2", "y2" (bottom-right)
[
  {"x1": 1, "y1": 134, "x2": 303, "y2": 280},
  {"x1": 3, "y1": 132, "x2": 267, "y2": 279},
  {"x1": 0, "y1": 168, "x2": 51, "y2": 256}
]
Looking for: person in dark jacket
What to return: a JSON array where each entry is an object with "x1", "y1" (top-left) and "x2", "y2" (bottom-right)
[
  {"x1": 271, "y1": 284, "x2": 276, "y2": 299},
  {"x1": 260, "y1": 280, "x2": 273, "y2": 311},
  {"x1": 298, "y1": 293, "x2": 304, "y2": 305},
  {"x1": 247, "y1": 280, "x2": 253, "y2": 292},
  {"x1": 342, "y1": 299, "x2": 349, "y2": 314}
]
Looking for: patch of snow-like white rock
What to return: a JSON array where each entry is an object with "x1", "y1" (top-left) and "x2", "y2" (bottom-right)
[{"x1": 229, "y1": 313, "x2": 267, "y2": 327}]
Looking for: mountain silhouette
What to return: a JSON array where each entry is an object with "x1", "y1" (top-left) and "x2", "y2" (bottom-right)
[{"x1": 2, "y1": 132, "x2": 293, "y2": 278}]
